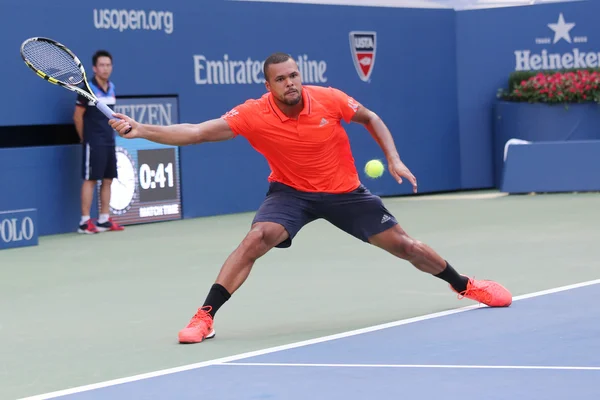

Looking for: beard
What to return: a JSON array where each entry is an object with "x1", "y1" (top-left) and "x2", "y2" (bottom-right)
[{"x1": 281, "y1": 90, "x2": 301, "y2": 106}]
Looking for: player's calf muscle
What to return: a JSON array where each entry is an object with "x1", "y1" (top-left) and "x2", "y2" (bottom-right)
[
  {"x1": 371, "y1": 228, "x2": 445, "y2": 273},
  {"x1": 384, "y1": 234, "x2": 423, "y2": 260},
  {"x1": 397, "y1": 236, "x2": 420, "y2": 260}
]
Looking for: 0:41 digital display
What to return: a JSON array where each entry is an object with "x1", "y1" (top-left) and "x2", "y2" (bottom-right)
[{"x1": 137, "y1": 148, "x2": 179, "y2": 203}]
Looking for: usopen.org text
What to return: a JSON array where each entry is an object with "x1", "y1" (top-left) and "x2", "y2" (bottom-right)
[{"x1": 94, "y1": 9, "x2": 174, "y2": 34}]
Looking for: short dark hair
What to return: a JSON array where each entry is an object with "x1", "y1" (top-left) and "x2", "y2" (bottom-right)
[
  {"x1": 263, "y1": 52, "x2": 292, "y2": 81},
  {"x1": 93, "y1": 50, "x2": 112, "y2": 66}
]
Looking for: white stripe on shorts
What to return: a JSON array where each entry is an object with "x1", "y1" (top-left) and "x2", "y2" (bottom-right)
[{"x1": 85, "y1": 143, "x2": 91, "y2": 180}]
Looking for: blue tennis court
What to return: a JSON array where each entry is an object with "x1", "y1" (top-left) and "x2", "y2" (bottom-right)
[{"x1": 24, "y1": 280, "x2": 600, "y2": 400}]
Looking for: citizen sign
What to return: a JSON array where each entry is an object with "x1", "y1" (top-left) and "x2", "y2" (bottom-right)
[{"x1": 0, "y1": 209, "x2": 38, "y2": 250}]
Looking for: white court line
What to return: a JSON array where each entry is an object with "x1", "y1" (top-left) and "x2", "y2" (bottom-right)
[
  {"x1": 396, "y1": 192, "x2": 508, "y2": 201},
  {"x1": 18, "y1": 278, "x2": 600, "y2": 400},
  {"x1": 221, "y1": 362, "x2": 600, "y2": 371}
]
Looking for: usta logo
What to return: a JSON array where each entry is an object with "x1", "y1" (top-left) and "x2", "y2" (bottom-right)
[{"x1": 349, "y1": 31, "x2": 377, "y2": 82}]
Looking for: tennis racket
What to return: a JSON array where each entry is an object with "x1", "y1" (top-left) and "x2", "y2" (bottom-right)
[{"x1": 20, "y1": 37, "x2": 131, "y2": 133}]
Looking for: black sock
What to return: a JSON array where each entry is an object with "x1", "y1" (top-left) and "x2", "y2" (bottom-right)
[
  {"x1": 202, "y1": 284, "x2": 231, "y2": 318},
  {"x1": 434, "y1": 262, "x2": 469, "y2": 293}
]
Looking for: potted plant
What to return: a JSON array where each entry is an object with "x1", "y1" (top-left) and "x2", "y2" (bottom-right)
[
  {"x1": 492, "y1": 69, "x2": 600, "y2": 186},
  {"x1": 499, "y1": 69, "x2": 600, "y2": 105}
]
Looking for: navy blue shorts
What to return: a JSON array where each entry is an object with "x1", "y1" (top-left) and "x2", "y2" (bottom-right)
[
  {"x1": 252, "y1": 182, "x2": 398, "y2": 248},
  {"x1": 82, "y1": 144, "x2": 117, "y2": 181}
]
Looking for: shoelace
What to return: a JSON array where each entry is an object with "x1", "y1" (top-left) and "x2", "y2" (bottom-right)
[
  {"x1": 459, "y1": 280, "x2": 494, "y2": 305},
  {"x1": 187, "y1": 306, "x2": 213, "y2": 328}
]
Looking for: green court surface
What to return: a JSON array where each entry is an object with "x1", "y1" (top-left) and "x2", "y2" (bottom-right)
[{"x1": 1, "y1": 191, "x2": 598, "y2": 399}]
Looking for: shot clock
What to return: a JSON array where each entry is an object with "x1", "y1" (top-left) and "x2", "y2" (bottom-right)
[
  {"x1": 138, "y1": 148, "x2": 178, "y2": 203},
  {"x1": 100, "y1": 96, "x2": 182, "y2": 226}
]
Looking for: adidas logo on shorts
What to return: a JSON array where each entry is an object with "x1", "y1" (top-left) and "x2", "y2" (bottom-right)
[{"x1": 381, "y1": 214, "x2": 391, "y2": 223}]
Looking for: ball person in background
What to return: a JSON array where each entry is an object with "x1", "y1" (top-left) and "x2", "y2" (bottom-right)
[
  {"x1": 73, "y1": 50, "x2": 124, "y2": 234},
  {"x1": 109, "y1": 52, "x2": 512, "y2": 344}
]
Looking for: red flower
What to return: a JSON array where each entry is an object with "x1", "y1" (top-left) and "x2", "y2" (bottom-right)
[{"x1": 506, "y1": 69, "x2": 600, "y2": 103}]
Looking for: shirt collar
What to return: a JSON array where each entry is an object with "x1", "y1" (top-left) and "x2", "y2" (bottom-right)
[
  {"x1": 268, "y1": 87, "x2": 311, "y2": 122},
  {"x1": 92, "y1": 76, "x2": 111, "y2": 94}
]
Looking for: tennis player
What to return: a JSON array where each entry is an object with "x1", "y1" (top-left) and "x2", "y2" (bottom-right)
[{"x1": 109, "y1": 52, "x2": 512, "y2": 344}]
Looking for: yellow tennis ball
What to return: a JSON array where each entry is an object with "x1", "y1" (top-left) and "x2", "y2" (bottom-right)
[{"x1": 364, "y1": 159, "x2": 384, "y2": 178}]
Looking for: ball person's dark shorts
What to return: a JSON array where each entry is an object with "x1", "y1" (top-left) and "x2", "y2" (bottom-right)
[
  {"x1": 252, "y1": 182, "x2": 398, "y2": 248},
  {"x1": 82, "y1": 144, "x2": 118, "y2": 181}
]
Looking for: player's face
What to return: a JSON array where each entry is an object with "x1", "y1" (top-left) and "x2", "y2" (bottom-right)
[
  {"x1": 93, "y1": 56, "x2": 113, "y2": 81},
  {"x1": 265, "y1": 59, "x2": 303, "y2": 106}
]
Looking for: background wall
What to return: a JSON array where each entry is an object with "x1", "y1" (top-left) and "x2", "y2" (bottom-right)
[
  {"x1": 0, "y1": 0, "x2": 595, "y2": 236},
  {"x1": 455, "y1": 0, "x2": 600, "y2": 189}
]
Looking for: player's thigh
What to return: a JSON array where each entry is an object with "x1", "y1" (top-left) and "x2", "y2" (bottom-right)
[
  {"x1": 319, "y1": 185, "x2": 398, "y2": 243},
  {"x1": 82, "y1": 143, "x2": 108, "y2": 181},
  {"x1": 252, "y1": 183, "x2": 317, "y2": 248}
]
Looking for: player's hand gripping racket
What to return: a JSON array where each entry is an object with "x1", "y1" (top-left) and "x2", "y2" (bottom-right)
[{"x1": 20, "y1": 37, "x2": 131, "y2": 133}]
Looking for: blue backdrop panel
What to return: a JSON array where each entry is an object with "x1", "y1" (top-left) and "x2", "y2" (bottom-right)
[
  {"x1": 455, "y1": 1, "x2": 600, "y2": 189},
  {"x1": 171, "y1": 2, "x2": 461, "y2": 217},
  {"x1": 8, "y1": 0, "x2": 600, "y2": 236},
  {"x1": 0, "y1": 145, "x2": 82, "y2": 236},
  {"x1": 0, "y1": 0, "x2": 461, "y2": 231},
  {"x1": 501, "y1": 140, "x2": 600, "y2": 193},
  {"x1": 493, "y1": 101, "x2": 600, "y2": 186}
]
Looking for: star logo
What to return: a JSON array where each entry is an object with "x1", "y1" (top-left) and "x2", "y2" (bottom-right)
[{"x1": 547, "y1": 13, "x2": 575, "y2": 44}]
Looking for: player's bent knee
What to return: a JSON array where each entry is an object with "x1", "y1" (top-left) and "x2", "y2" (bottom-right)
[
  {"x1": 396, "y1": 234, "x2": 424, "y2": 260},
  {"x1": 241, "y1": 228, "x2": 266, "y2": 258},
  {"x1": 240, "y1": 223, "x2": 286, "y2": 260}
]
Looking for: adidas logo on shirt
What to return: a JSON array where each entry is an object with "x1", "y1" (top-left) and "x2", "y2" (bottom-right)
[{"x1": 319, "y1": 118, "x2": 328, "y2": 127}]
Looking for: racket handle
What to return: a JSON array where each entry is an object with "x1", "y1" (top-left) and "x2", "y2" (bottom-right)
[
  {"x1": 96, "y1": 101, "x2": 115, "y2": 120},
  {"x1": 96, "y1": 101, "x2": 132, "y2": 135}
]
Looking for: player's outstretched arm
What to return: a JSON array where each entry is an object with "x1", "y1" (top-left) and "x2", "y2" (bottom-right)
[
  {"x1": 352, "y1": 106, "x2": 418, "y2": 193},
  {"x1": 109, "y1": 113, "x2": 235, "y2": 146},
  {"x1": 351, "y1": 106, "x2": 400, "y2": 161}
]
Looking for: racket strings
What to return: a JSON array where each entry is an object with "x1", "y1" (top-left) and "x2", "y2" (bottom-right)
[{"x1": 22, "y1": 41, "x2": 83, "y2": 85}]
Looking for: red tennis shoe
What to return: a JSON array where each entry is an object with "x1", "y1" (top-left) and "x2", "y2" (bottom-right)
[
  {"x1": 178, "y1": 306, "x2": 216, "y2": 344},
  {"x1": 452, "y1": 276, "x2": 512, "y2": 307}
]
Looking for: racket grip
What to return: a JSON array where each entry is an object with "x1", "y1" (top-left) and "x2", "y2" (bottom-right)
[
  {"x1": 96, "y1": 101, "x2": 132, "y2": 135},
  {"x1": 96, "y1": 101, "x2": 115, "y2": 120}
]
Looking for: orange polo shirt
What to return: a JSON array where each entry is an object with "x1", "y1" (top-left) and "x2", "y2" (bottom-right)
[{"x1": 221, "y1": 85, "x2": 362, "y2": 193}]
